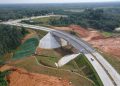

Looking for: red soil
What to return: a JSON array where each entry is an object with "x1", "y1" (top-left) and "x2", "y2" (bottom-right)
[
  {"x1": 53, "y1": 25, "x2": 89, "y2": 37},
  {"x1": 53, "y1": 25, "x2": 104, "y2": 40},
  {"x1": 0, "y1": 65, "x2": 73, "y2": 86},
  {"x1": 90, "y1": 37, "x2": 120, "y2": 58},
  {"x1": 69, "y1": 25, "x2": 89, "y2": 37},
  {"x1": 53, "y1": 25, "x2": 120, "y2": 58},
  {"x1": 22, "y1": 29, "x2": 36, "y2": 43}
]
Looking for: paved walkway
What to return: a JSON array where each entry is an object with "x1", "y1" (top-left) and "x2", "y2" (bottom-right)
[{"x1": 55, "y1": 53, "x2": 81, "y2": 67}]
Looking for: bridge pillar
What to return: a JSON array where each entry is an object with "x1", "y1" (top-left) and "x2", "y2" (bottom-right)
[{"x1": 54, "y1": 36, "x2": 68, "y2": 47}]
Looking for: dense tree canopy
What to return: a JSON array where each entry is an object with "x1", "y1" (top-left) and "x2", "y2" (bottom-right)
[
  {"x1": 0, "y1": 25, "x2": 28, "y2": 56},
  {"x1": 0, "y1": 70, "x2": 10, "y2": 86},
  {"x1": 49, "y1": 9, "x2": 120, "y2": 32},
  {"x1": 0, "y1": 4, "x2": 120, "y2": 32}
]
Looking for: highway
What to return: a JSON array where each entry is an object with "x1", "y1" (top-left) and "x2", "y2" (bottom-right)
[
  {"x1": 52, "y1": 30, "x2": 120, "y2": 86},
  {"x1": 2, "y1": 15, "x2": 120, "y2": 86}
]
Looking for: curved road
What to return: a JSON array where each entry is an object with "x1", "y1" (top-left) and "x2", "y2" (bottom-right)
[{"x1": 2, "y1": 16, "x2": 120, "y2": 86}]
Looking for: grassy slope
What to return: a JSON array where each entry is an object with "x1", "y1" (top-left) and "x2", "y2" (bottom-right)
[
  {"x1": 12, "y1": 38, "x2": 39, "y2": 60},
  {"x1": 74, "y1": 54, "x2": 103, "y2": 86},
  {"x1": 0, "y1": 27, "x2": 102, "y2": 86},
  {"x1": 12, "y1": 29, "x2": 47, "y2": 60},
  {"x1": 11, "y1": 35, "x2": 102, "y2": 86},
  {"x1": 11, "y1": 43, "x2": 95, "y2": 86},
  {"x1": 34, "y1": 48, "x2": 102, "y2": 86},
  {"x1": 33, "y1": 29, "x2": 47, "y2": 39},
  {"x1": 13, "y1": 56, "x2": 95, "y2": 86},
  {"x1": 101, "y1": 31, "x2": 113, "y2": 37},
  {"x1": 0, "y1": 53, "x2": 12, "y2": 62},
  {"x1": 32, "y1": 17, "x2": 50, "y2": 24},
  {"x1": 99, "y1": 52, "x2": 120, "y2": 74},
  {"x1": 32, "y1": 16, "x2": 60, "y2": 26},
  {"x1": 22, "y1": 16, "x2": 120, "y2": 86},
  {"x1": 36, "y1": 47, "x2": 80, "y2": 71}
]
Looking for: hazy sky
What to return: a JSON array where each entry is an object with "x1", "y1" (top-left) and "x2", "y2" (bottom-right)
[{"x1": 0, "y1": 0, "x2": 120, "y2": 4}]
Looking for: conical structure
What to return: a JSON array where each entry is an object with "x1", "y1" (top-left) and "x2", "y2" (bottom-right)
[{"x1": 38, "y1": 32, "x2": 61, "y2": 49}]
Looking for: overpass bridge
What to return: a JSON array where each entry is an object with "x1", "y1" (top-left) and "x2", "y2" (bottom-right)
[{"x1": 2, "y1": 16, "x2": 120, "y2": 86}]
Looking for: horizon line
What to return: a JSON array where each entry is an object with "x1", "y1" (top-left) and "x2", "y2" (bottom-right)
[{"x1": 0, "y1": 1, "x2": 120, "y2": 4}]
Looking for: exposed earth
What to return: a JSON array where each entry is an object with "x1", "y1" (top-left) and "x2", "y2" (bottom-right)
[
  {"x1": 0, "y1": 65, "x2": 72, "y2": 86},
  {"x1": 90, "y1": 37, "x2": 120, "y2": 58},
  {"x1": 53, "y1": 25, "x2": 120, "y2": 59},
  {"x1": 1, "y1": 25, "x2": 120, "y2": 86},
  {"x1": 21, "y1": 29, "x2": 37, "y2": 43}
]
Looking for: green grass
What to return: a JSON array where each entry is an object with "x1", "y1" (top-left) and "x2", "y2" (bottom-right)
[
  {"x1": 0, "y1": 53, "x2": 12, "y2": 62},
  {"x1": 101, "y1": 31, "x2": 113, "y2": 37},
  {"x1": 36, "y1": 47, "x2": 78, "y2": 70},
  {"x1": 12, "y1": 38, "x2": 39, "y2": 59},
  {"x1": 99, "y1": 52, "x2": 120, "y2": 74},
  {"x1": 32, "y1": 17, "x2": 50, "y2": 24},
  {"x1": 74, "y1": 54, "x2": 103, "y2": 86},
  {"x1": 8, "y1": 30, "x2": 102, "y2": 86},
  {"x1": 13, "y1": 57, "x2": 95, "y2": 86},
  {"x1": 36, "y1": 55, "x2": 59, "y2": 67},
  {"x1": 35, "y1": 48, "x2": 101, "y2": 86},
  {"x1": 33, "y1": 29, "x2": 47, "y2": 39},
  {"x1": 32, "y1": 16, "x2": 60, "y2": 26},
  {"x1": 36, "y1": 55, "x2": 80, "y2": 71}
]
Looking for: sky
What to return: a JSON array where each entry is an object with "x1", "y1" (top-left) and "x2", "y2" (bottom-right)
[{"x1": 0, "y1": 0, "x2": 120, "y2": 4}]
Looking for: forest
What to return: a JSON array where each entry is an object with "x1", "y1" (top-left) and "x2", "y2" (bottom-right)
[
  {"x1": 0, "y1": 70, "x2": 10, "y2": 86},
  {"x1": 0, "y1": 25, "x2": 28, "y2": 56},
  {"x1": 21, "y1": 8, "x2": 120, "y2": 32},
  {"x1": 0, "y1": 3, "x2": 120, "y2": 31},
  {"x1": 49, "y1": 8, "x2": 120, "y2": 32},
  {"x1": 0, "y1": 2, "x2": 120, "y2": 21}
]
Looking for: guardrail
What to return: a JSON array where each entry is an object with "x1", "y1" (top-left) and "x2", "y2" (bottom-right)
[
  {"x1": 52, "y1": 30, "x2": 119, "y2": 86},
  {"x1": 3, "y1": 17, "x2": 120, "y2": 86}
]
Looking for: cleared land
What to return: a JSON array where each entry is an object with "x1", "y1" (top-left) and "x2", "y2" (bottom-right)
[
  {"x1": 51, "y1": 25, "x2": 120, "y2": 74},
  {"x1": 10, "y1": 56, "x2": 95, "y2": 86},
  {"x1": 30, "y1": 16, "x2": 61, "y2": 27},
  {"x1": 9, "y1": 68, "x2": 72, "y2": 86},
  {"x1": 1, "y1": 29, "x2": 97, "y2": 86},
  {"x1": 32, "y1": 46, "x2": 102, "y2": 86},
  {"x1": 0, "y1": 65, "x2": 72, "y2": 86}
]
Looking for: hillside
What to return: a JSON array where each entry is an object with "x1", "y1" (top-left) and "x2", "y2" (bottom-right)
[
  {"x1": 52, "y1": 25, "x2": 120, "y2": 73},
  {"x1": 0, "y1": 25, "x2": 28, "y2": 56}
]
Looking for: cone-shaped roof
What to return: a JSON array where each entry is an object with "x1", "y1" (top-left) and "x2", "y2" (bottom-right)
[{"x1": 39, "y1": 32, "x2": 61, "y2": 49}]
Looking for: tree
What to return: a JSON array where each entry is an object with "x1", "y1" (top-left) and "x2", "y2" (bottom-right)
[{"x1": 0, "y1": 25, "x2": 27, "y2": 56}]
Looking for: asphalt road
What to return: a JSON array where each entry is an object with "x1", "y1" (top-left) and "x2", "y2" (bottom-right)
[{"x1": 2, "y1": 15, "x2": 120, "y2": 86}]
